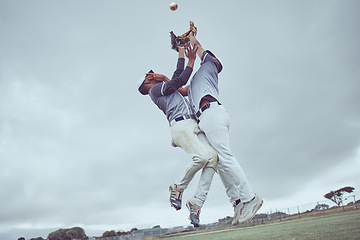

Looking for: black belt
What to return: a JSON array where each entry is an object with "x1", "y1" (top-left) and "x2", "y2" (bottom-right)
[
  {"x1": 170, "y1": 115, "x2": 195, "y2": 126},
  {"x1": 174, "y1": 116, "x2": 191, "y2": 122},
  {"x1": 196, "y1": 101, "x2": 221, "y2": 118}
]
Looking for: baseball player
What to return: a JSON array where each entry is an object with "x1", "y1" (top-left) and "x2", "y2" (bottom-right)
[
  {"x1": 182, "y1": 31, "x2": 264, "y2": 225},
  {"x1": 137, "y1": 44, "x2": 218, "y2": 227}
]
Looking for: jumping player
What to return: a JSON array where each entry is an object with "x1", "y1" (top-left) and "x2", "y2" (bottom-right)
[
  {"x1": 183, "y1": 31, "x2": 264, "y2": 225},
  {"x1": 137, "y1": 44, "x2": 218, "y2": 227}
]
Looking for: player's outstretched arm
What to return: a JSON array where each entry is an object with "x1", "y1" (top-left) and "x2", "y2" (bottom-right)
[
  {"x1": 185, "y1": 44, "x2": 197, "y2": 68},
  {"x1": 189, "y1": 32, "x2": 205, "y2": 59},
  {"x1": 178, "y1": 46, "x2": 185, "y2": 59},
  {"x1": 175, "y1": 45, "x2": 196, "y2": 96},
  {"x1": 145, "y1": 73, "x2": 170, "y2": 82}
]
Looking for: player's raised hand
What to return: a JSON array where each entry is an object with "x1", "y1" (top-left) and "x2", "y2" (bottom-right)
[
  {"x1": 145, "y1": 73, "x2": 170, "y2": 82},
  {"x1": 185, "y1": 44, "x2": 198, "y2": 62}
]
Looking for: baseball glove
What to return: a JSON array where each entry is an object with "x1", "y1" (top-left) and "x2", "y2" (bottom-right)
[
  {"x1": 170, "y1": 21, "x2": 197, "y2": 52},
  {"x1": 170, "y1": 31, "x2": 189, "y2": 51}
]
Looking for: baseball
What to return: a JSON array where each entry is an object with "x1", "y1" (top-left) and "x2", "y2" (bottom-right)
[{"x1": 170, "y1": 2, "x2": 178, "y2": 11}]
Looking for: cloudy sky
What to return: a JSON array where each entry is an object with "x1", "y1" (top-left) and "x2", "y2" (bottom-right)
[{"x1": 1, "y1": 0, "x2": 360, "y2": 239}]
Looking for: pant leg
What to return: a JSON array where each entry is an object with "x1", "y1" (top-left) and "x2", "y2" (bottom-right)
[
  {"x1": 192, "y1": 132, "x2": 217, "y2": 207},
  {"x1": 170, "y1": 119, "x2": 217, "y2": 192},
  {"x1": 198, "y1": 104, "x2": 254, "y2": 203}
]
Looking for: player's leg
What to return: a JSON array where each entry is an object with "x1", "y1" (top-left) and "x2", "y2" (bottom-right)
[
  {"x1": 186, "y1": 131, "x2": 217, "y2": 227},
  {"x1": 198, "y1": 105, "x2": 263, "y2": 224},
  {"x1": 187, "y1": 164, "x2": 216, "y2": 227},
  {"x1": 198, "y1": 105, "x2": 254, "y2": 203},
  {"x1": 191, "y1": 131, "x2": 217, "y2": 207},
  {"x1": 171, "y1": 120, "x2": 212, "y2": 189},
  {"x1": 169, "y1": 119, "x2": 215, "y2": 210}
]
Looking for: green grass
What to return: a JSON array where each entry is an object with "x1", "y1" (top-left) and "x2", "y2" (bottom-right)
[{"x1": 163, "y1": 210, "x2": 360, "y2": 240}]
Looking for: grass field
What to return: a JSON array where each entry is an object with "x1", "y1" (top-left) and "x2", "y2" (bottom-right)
[{"x1": 162, "y1": 209, "x2": 360, "y2": 240}]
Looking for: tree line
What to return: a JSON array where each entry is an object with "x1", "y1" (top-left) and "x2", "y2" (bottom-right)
[{"x1": 19, "y1": 186, "x2": 356, "y2": 240}]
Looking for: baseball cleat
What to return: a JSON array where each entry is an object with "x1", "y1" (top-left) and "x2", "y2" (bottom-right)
[
  {"x1": 232, "y1": 195, "x2": 263, "y2": 225},
  {"x1": 232, "y1": 201, "x2": 244, "y2": 226},
  {"x1": 169, "y1": 184, "x2": 184, "y2": 210},
  {"x1": 186, "y1": 200, "x2": 201, "y2": 227}
]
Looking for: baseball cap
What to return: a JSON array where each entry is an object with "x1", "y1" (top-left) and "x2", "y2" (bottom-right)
[
  {"x1": 137, "y1": 75, "x2": 146, "y2": 89},
  {"x1": 137, "y1": 70, "x2": 154, "y2": 89}
]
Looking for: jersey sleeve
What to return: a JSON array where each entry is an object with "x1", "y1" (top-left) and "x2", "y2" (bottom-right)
[
  {"x1": 162, "y1": 66, "x2": 192, "y2": 95},
  {"x1": 202, "y1": 51, "x2": 218, "y2": 65},
  {"x1": 149, "y1": 82, "x2": 165, "y2": 98},
  {"x1": 171, "y1": 58, "x2": 185, "y2": 80},
  {"x1": 150, "y1": 58, "x2": 193, "y2": 96}
]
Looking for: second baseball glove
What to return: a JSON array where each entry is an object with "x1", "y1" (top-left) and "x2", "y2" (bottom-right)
[
  {"x1": 170, "y1": 21, "x2": 197, "y2": 52},
  {"x1": 170, "y1": 31, "x2": 189, "y2": 51}
]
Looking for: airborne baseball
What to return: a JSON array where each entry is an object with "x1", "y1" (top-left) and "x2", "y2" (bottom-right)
[{"x1": 170, "y1": 2, "x2": 178, "y2": 11}]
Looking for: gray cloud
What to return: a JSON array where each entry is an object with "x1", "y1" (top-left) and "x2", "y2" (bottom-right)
[{"x1": 1, "y1": 0, "x2": 360, "y2": 239}]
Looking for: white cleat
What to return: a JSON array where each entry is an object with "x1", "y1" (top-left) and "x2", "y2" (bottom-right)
[{"x1": 232, "y1": 195, "x2": 263, "y2": 225}]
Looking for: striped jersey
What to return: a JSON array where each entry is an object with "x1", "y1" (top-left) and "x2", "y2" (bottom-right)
[
  {"x1": 149, "y1": 58, "x2": 194, "y2": 123},
  {"x1": 188, "y1": 52, "x2": 220, "y2": 113}
]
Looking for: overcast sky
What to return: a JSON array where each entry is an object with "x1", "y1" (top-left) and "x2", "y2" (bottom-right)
[{"x1": 1, "y1": 0, "x2": 360, "y2": 239}]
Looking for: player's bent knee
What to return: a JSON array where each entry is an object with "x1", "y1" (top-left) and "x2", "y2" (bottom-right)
[
  {"x1": 192, "y1": 155, "x2": 208, "y2": 167},
  {"x1": 207, "y1": 152, "x2": 218, "y2": 169}
]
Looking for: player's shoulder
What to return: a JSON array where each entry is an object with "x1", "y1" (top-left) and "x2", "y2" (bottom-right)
[
  {"x1": 149, "y1": 82, "x2": 166, "y2": 97},
  {"x1": 203, "y1": 53, "x2": 217, "y2": 64}
]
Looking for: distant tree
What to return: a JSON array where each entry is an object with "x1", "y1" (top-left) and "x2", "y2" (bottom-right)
[
  {"x1": 152, "y1": 225, "x2": 161, "y2": 228},
  {"x1": 185, "y1": 225, "x2": 194, "y2": 231},
  {"x1": 198, "y1": 225, "x2": 207, "y2": 230},
  {"x1": 117, "y1": 231, "x2": 129, "y2": 236},
  {"x1": 48, "y1": 228, "x2": 68, "y2": 240},
  {"x1": 18, "y1": 238, "x2": 25, "y2": 240},
  {"x1": 48, "y1": 227, "x2": 87, "y2": 240},
  {"x1": 67, "y1": 227, "x2": 87, "y2": 240},
  {"x1": 101, "y1": 230, "x2": 117, "y2": 238},
  {"x1": 30, "y1": 238, "x2": 45, "y2": 240},
  {"x1": 130, "y1": 228, "x2": 138, "y2": 232},
  {"x1": 253, "y1": 213, "x2": 268, "y2": 219},
  {"x1": 314, "y1": 203, "x2": 329, "y2": 211},
  {"x1": 324, "y1": 186, "x2": 355, "y2": 207}
]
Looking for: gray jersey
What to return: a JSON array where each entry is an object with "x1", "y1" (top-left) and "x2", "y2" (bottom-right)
[
  {"x1": 149, "y1": 58, "x2": 194, "y2": 122},
  {"x1": 188, "y1": 52, "x2": 220, "y2": 113}
]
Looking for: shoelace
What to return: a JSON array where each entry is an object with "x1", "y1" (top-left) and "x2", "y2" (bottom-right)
[
  {"x1": 240, "y1": 197, "x2": 256, "y2": 215},
  {"x1": 239, "y1": 202, "x2": 249, "y2": 214},
  {"x1": 189, "y1": 204, "x2": 201, "y2": 216},
  {"x1": 170, "y1": 186, "x2": 183, "y2": 200}
]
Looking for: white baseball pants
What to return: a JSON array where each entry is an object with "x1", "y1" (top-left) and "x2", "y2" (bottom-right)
[
  {"x1": 198, "y1": 102, "x2": 254, "y2": 203},
  {"x1": 170, "y1": 119, "x2": 218, "y2": 207}
]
